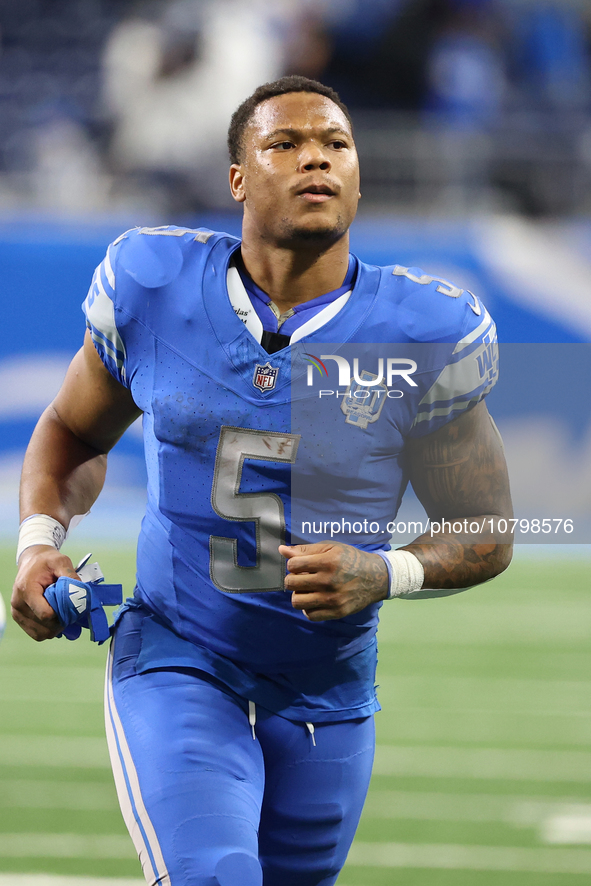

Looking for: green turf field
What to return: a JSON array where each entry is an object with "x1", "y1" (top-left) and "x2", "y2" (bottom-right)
[{"x1": 1, "y1": 547, "x2": 590, "y2": 884}]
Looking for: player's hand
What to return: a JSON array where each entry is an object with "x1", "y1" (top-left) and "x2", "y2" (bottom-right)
[
  {"x1": 12, "y1": 546, "x2": 79, "y2": 641},
  {"x1": 280, "y1": 542, "x2": 389, "y2": 622}
]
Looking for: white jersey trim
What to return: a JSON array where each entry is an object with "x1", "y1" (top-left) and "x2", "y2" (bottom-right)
[
  {"x1": 290, "y1": 290, "x2": 352, "y2": 343},
  {"x1": 85, "y1": 266, "x2": 127, "y2": 380},
  {"x1": 226, "y1": 265, "x2": 264, "y2": 342},
  {"x1": 105, "y1": 639, "x2": 171, "y2": 886},
  {"x1": 454, "y1": 307, "x2": 494, "y2": 352},
  {"x1": 412, "y1": 339, "x2": 499, "y2": 428},
  {"x1": 226, "y1": 265, "x2": 351, "y2": 346},
  {"x1": 104, "y1": 246, "x2": 116, "y2": 290}
]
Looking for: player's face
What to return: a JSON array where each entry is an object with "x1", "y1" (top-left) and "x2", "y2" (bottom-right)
[{"x1": 231, "y1": 92, "x2": 360, "y2": 245}]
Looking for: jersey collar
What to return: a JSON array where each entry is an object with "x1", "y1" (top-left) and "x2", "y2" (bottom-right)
[{"x1": 201, "y1": 237, "x2": 382, "y2": 396}]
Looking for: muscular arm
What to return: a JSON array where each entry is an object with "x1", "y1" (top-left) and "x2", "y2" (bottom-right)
[
  {"x1": 403, "y1": 399, "x2": 513, "y2": 588},
  {"x1": 21, "y1": 331, "x2": 141, "y2": 524},
  {"x1": 282, "y1": 399, "x2": 512, "y2": 621},
  {"x1": 12, "y1": 331, "x2": 141, "y2": 640}
]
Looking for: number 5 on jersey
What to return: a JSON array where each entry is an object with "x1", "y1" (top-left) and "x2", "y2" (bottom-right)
[{"x1": 210, "y1": 427, "x2": 300, "y2": 593}]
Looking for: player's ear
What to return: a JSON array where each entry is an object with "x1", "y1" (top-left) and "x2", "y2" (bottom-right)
[{"x1": 229, "y1": 164, "x2": 246, "y2": 203}]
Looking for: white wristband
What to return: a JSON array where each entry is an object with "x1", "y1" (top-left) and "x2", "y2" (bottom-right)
[
  {"x1": 383, "y1": 550, "x2": 425, "y2": 599},
  {"x1": 17, "y1": 514, "x2": 67, "y2": 563}
]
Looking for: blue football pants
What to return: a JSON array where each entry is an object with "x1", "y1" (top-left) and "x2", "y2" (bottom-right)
[{"x1": 105, "y1": 611, "x2": 375, "y2": 886}]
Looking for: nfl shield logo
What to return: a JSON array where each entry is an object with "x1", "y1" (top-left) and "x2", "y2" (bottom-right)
[{"x1": 253, "y1": 362, "x2": 279, "y2": 391}]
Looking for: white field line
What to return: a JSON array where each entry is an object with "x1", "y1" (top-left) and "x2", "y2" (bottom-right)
[
  {"x1": 377, "y1": 709, "x2": 591, "y2": 750},
  {"x1": 0, "y1": 736, "x2": 110, "y2": 769},
  {"x1": 348, "y1": 841, "x2": 591, "y2": 874},
  {"x1": 376, "y1": 603, "x2": 591, "y2": 645},
  {"x1": 3, "y1": 672, "x2": 591, "y2": 713},
  {"x1": 3, "y1": 781, "x2": 591, "y2": 824},
  {"x1": 376, "y1": 675, "x2": 591, "y2": 715},
  {"x1": 0, "y1": 667, "x2": 104, "y2": 703},
  {"x1": 0, "y1": 834, "x2": 134, "y2": 859},
  {"x1": 374, "y1": 745, "x2": 591, "y2": 782},
  {"x1": 381, "y1": 705, "x2": 591, "y2": 721},
  {"x1": 0, "y1": 691, "x2": 101, "y2": 704},
  {"x1": 0, "y1": 780, "x2": 116, "y2": 810},
  {"x1": 510, "y1": 546, "x2": 591, "y2": 561},
  {"x1": 0, "y1": 877, "x2": 141, "y2": 886},
  {"x1": 0, "y1": 642, "x2": 106, "y2": 664},
  {"x1": 543, "y1": 815, "x2": 591, "y2": 845},
  {"x1": 4, "y1": 738, "x2": 591, "y2": 779},
  {"x1": 363, "y1": 790, "x2": 591, "y2": 824}
]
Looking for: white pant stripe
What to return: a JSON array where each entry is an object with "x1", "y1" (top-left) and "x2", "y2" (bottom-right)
[{"x1": 104, "y1": 638, "x2": 171, "y2": 886}]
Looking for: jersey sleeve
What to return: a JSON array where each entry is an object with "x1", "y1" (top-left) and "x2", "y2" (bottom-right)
[
  {"x1": 82, "y1": 239, "x2": 128, "y2": 386},
  {"x1": 82, "y1": 224, "x2": 219, "y2": 390},
  {"x1": 408, "y1": 300, "x2": 498, "y2": 437}
]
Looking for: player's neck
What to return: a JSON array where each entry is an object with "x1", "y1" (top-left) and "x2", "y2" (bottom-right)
[{"x1": 239, "y1": 235, "x2": 351, "y2": 314}]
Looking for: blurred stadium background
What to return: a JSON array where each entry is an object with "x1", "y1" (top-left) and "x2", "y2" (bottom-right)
[{"x1": 0, "y1": 0, "x2": 590, "y2": 884}]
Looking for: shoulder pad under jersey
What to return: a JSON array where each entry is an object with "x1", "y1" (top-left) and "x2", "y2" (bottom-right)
[{"x1": 116, "y1": 225, "x2": 216, "y2": 289}]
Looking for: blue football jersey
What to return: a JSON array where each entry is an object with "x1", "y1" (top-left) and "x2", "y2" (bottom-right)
[{"x1": 83, "y1": 225, "x2": 497, "y2": 720}]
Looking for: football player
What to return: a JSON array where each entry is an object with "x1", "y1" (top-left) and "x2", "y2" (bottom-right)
[{"x1": 12, "y1": 76, "x2": 512, "y2": 886}]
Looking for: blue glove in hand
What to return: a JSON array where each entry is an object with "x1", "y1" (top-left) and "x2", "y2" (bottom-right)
[{"x1": 43, "y1": 565, "x2": 122, "y2": 644}]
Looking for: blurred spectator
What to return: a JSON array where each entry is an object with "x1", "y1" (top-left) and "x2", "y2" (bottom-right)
[
  {"x1": 0, "y1": 0, "x2": 126, "y2": 210},
  {"x1": 316, "y1": 0, "x2": 406, "y2": 109},
  {"x1": 283, "y1": 8, "x2": 331, "y2": 81},
  {"x1": 101, "y1": 0, "x2": 296, "y2": 212},
  {"x1": 316, "y1": 0, "x2": 507, "y2": 119},
  {"x1": 511, "y1": 2, "x2": 591, "y2": 112},
  {"x1": 32, "y1": 109, "x2": 111, "y2": 212},
  {"x1": 0, "y1": 0, "x2": 589, "y2": 217},
  {"x1": 425, "y1": 0, "x2": 507, "y2": 128}
]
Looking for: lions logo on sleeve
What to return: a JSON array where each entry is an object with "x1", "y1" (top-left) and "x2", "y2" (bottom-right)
[
  {"x1": 389, "y1": 265, "x2": 498, "y2": 436},
  {"x1": 411, "y1": 307, "x2": 498, "y2": 434}
]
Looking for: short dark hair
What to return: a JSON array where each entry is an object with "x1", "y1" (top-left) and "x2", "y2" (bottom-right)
[{"x1": 227, "y1": 75, "x2": 353, "y2": 165}]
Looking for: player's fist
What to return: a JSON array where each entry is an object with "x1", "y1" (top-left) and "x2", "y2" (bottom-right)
[
  {"x1": 280, "y1": 541, "x2": 389, "y2": 622},
  {"x1": 12, "y1": 546, "x2": 79, "y2": 641}
]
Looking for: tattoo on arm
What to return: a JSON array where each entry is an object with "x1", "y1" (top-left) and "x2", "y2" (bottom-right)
[
  {"x1": 331, "y1": 544, "x2": 389, "y2": 607},
  {"x1": 406, "y1": 540, "x2": 511, "y2": 590},
  {"x1": 404, "y1": 401, "x2": 513, "y2": 589}
]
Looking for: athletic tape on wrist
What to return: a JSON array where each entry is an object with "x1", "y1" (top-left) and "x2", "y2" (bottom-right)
[
  {"x1": 16, "y1": 514, "x2": 67, "y2": 563},
  {"x1": 380, "y1": 549, "x2": 425, "y2": 599}
]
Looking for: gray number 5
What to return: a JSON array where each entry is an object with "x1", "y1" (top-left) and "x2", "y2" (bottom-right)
[{"x1": 210, "y1": 426, "x2": 300, "y2": 593}]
